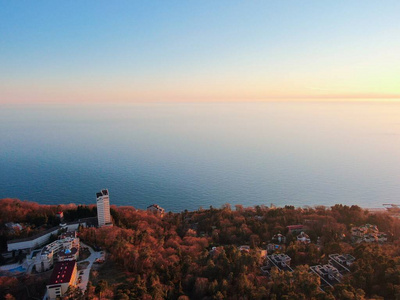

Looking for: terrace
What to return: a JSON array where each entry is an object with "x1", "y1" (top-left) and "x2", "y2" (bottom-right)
[
  {"x1": 310, "y1": 264, "x2": 341, "y2": 288},
  {"x1": 329, "y1": 253, "x2": 355, "y2": 274},
  {"x1": 264, "y1": 254, "x2": 293, "y2": 272}
]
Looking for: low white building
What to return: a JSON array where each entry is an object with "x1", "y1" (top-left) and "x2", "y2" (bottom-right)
[
  {"x1": 310, "y1": 264, "x2": 342, "y2": 288},
  {"x1": 272, "y1": 233, "x2": 286, "y2": 244},
  {"x1": 35, "y1": 235, "x2": 79, "y2": 272},
  {"x1": 35, "y1": 244, "x2": 54, "y2": 272},
  {"x1": 8, "y1": 227, "x2": 60, "y2": 252},
  {"x1": 351, "y1": 224, "x2": 380, "y2": 241},
  {"x1": 7, "y1": 220, "x2": 88, "y2": 252},
  {"x1": 147, "y1": 204, "x2": 165, "y2": 216},
  {"x1": 377, "y1": 233, "x2": 388, "y2": 243},
  {"x1": 5, "y1": 222, "x2": 23, "y2": 233},
  {"x1": 297, "y1": 232, "x2": 311, "y2": 244},
  {"x1": 267, "y1": 254, "x2": 293, "y2": 271},
  {"x1": 238, "y1": 245, "x2": 250, "y2": 252},
  {"x1": 329, "y1": 253, "x2": 355, "y2": 273}
]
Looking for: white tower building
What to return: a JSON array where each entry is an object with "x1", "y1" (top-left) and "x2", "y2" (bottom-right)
[{"x1": 96, "y1": 189, "x2": 112, "y2": 227}]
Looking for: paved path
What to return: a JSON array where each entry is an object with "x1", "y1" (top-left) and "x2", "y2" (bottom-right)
[{"x1": 77, "y1": 242, "x2": 102, "y2": 292}]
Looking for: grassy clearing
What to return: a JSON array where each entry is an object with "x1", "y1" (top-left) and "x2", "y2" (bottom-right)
[{"x1": 90, "y1": 259, "x2": 127, "y2": 287}]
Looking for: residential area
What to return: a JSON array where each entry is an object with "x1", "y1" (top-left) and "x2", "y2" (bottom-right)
[{"x1": 1, "y1": 198, "x2": 400, "y2": 299}]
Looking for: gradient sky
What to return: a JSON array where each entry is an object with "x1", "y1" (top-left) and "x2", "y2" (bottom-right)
[{"x1": 1, "y1": 1, "x2": 400, "y2": 104}]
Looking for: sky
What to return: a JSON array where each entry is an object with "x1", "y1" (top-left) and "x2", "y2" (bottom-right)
[{"x1": 0, "y1": 1, "x2": 400, "y2": 104}]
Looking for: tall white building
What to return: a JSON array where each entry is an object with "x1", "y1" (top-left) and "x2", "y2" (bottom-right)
[{"x1": 96, "y1": 189, "x2": 112, "y2": 227}]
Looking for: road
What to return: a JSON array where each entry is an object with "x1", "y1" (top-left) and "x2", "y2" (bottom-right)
[{"x1": 77, "y1": 242, "x2": 102, "y2": 292}]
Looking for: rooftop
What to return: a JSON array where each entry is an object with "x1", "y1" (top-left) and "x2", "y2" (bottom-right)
[
  {"x1": 8, "y1": 226, "x2": 59, "y2": 245},
  {"x1": 147, "y1": 204, "x2": 165, "y2": 211},
  {"x1": 238, "y1": 245, "x2": 250, "y2": 252},
  {"x1": 8, "y1": 218, "x2": 95, "y2": 246},
  {"x1": 328, "y1": 254, "x2": 355, "y2": 274},
  {"x1": 58, "y1": 247, "x2": 78, "y2": 257},
  {"x1": 287, "y1": 225, "x2": 304, "y2": 230},
  {"x1": 267, "y1": 254, "x2": 293, "y2": 272},
  {"x1": 310, "y1": 264, "x2": 341, "y2": 288},
  {"x1": 329, "y1": 253, "x2": 355, "y2": 265},
  {"x1": 96, "y1": 189, "x2": 109, "y2": 198},
  {"x1": 48, "y1": 260, "x2": 76, "y2": 285},
  {"x1": 59, "y1": 231, "x2": 77, "y2": 239}
]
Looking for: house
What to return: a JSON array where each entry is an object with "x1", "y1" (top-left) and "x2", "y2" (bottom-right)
[
  {"x1": 266, "y1": 254, "x2": 293, "y2": 271},
  {"x1": 261, "y1": 253, "x2": 293, "y2": 275},
  {"x1": 364, "y1": 224, "x2": 379, "y2": 233},
  {"x1": 267, "y1": 243, "x2": 285, "y2": 253},
  {"x1": 364, "y1": 233, "x2": 377, "y2": 243},
  {"x1": 46, "y1": 260, "x2": 77, "y2": 300},
  {"x1": 351, "y1": 227, "x2": 366, "y2": 238},
  {"x1": 351, "y1": 224, "x2": 371, "y2": 237},
  {"x1": 238, "y1": 245, "x2": 250, "y2": 252},
  {"x1": 287, "y1": 225, "x2": 304, "y2": 234},
  {"x1": 310, "y1": 264, "x2": 341, "y2": 289},
  {"x1": 147, "y1": 204, "x2": 165, "y2": 216},
  {"x1": 297, "y1": 232, "x2": 311, "y2": 244},
  {"x1": 209, "y1": 247, "x2": 218, "y2": 258},
  {"x1": 56, "y1": 212, "x2": 64, "y2": 221},
  {"x1": 351, "y1": 224, "x2": 379, "y2": 236},
  {"x1": 377, "y1": 233, "x2": 388, "y2": 243},
  {"x1": 329, "y1": 254, "x2": 355, "y2": 273},
  {"x1": 272, "y1": 233, "x2": 286, "y2": 244},
  {"x1": 5, "y1": 222, "x2": 23, "y2": 233},
  {"x1": 351, "y1": 224, "x2": 387, "y2": 244}
]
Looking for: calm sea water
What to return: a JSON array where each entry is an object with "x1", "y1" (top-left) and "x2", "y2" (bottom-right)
[{"x1": 1, "y1": 101, "x2": 399, "y2": 211}]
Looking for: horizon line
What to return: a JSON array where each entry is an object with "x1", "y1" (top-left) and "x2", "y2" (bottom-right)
[{"x1": 1, "y1": 95, "x2": 400, "y2": 106}]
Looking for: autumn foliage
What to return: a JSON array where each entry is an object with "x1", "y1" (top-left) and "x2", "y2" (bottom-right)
[{"x1": 2, "y1": 199, "x2": 400, "y2": 299}]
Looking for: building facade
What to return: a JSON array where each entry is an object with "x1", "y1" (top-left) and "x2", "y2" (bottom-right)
[
  {"x1": 310, "y1": 264, "x2": 342, "y2": 289},
  {"x1": 34, "y1": 234, "x2": 80, "y2": 272},
  {"x1": 8, "y1": 220, "x2": 88, "y2": 252},
  {"x1": 297, "y1": 232, "x2": 311, "y2": 244},
  {"x1": 46, "y1": 260, "x2": 77, "y2": 300},
  {"x1": 147, "y1": 204, "x2": 165, "y2": 216},
  {"x1": 96, "y1": 189, "x2": 112, "y2": 227}
]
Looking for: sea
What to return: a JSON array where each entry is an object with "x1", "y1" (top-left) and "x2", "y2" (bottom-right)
[{"x1": 1, "y1": 101, "x2": 399, "y2": 212}]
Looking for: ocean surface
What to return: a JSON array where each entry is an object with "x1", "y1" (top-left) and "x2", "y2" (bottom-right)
[{"x1": 1, "y1": 101, "x2": 399, "y2": 212}]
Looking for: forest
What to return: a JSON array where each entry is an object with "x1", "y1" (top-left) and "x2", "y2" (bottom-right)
[{"x1": 1, "y1": 198, "x2": 400, "y2": 299}]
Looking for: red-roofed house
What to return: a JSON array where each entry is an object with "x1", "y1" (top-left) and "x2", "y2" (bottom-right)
[
  {"x1": 46, "y1": 260, "x2": 77, "y2": 299},
  {"x1": 56, "y1": 211, "x2": 64, "y2": 220},
  {"x1": 287, "y1": 225, "x2": 305, "y2": 234}
]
